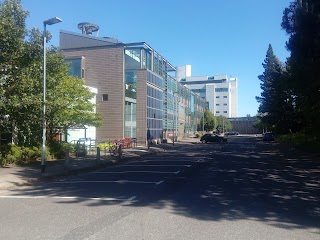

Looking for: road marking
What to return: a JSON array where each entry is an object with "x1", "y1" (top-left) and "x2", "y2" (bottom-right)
[
  {"x1": 141, "y1": 160, "x2": 196, "y2": 163},
  {"x1": 156, "y1": 181, "x2": 164, "y2": 185},
  {"x1": 121, "y1": 164, "x2": 191, "y2": 167},
  {"x1": 54, "y1": 180, "x2": 164, "y2": 184},
  {"x1": 94, "y1": 171, "x2": 180, "y2": 174},
  {"x1": 0, "y1": 195, "x2": 136, "y2": 201}
]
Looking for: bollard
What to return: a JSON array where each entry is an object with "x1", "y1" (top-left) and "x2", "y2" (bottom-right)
[
  {"x1": 96, "y1": 147, "x2": 100, "y2": 164},
  {"x1": 118, "y1": 144, "x2": 123, "y2": 160},
  {"x1": 64, "y1": 149, "x2": 70, "y2": 170}
]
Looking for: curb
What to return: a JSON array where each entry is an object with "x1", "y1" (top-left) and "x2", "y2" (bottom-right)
[{"x1": 0, "y1": 147, "x2": 166, "y2": 190}]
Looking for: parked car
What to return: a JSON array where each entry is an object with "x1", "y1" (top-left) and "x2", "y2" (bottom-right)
[
  {"x1": 225, "y1": 131, "x2": 239, "y2": 136},
  {"x1": 200, "y1": 134, "x2": 227, "y2": 143},
  {"x1": 262, "y1": 132, "x2": 275, "y2": 141}
]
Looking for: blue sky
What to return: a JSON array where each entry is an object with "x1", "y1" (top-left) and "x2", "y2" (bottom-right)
[{"x1": 22, "y1": 0, "x2": 291, "y2": 117}]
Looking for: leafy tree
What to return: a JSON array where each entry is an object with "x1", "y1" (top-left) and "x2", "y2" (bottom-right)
[
  {"x1": 282, "y1": 0, "x2": 320, "y2": 137},
  {"x1": 0, "y1": 0, "x2": 101, "y2": 147},
  {"x1": 216, "y1": 115, "x2": 232, "y2": 133},
  {"x1": 199, "y1": 110, "x2": 217, "y2": 132}
]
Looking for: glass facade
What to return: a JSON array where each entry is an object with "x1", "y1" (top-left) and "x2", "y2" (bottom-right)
[
  {"x1": 125, "y1": 71, "x2": 137, "y2": 99},
  {"x1": 125, "y1": 101, "x2": 136, "y2": 138},
  {"x1": 123, "y1": 43, "x2": 208, "y2": 142},
  {"x1": 124, "y1": 51, "x2": 138, "y2": 138},
  {"x1": 147, "y1": 72, "x2": 164, "y2": 140}
]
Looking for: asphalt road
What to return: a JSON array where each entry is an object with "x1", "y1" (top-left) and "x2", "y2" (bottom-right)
[{"x1": 0, "y1": 136, "x2": 319, "y2": 240}]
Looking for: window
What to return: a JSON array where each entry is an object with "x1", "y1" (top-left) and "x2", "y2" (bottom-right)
[
  {"x1": 224, "y1": 103, "x2": 227, "y2": 106},
  {"x1": 102, "y1": 94, "x2": 108, "y2": 101},
  {"x1": 223, "y1": 96, "x2": 227, "y2": 98},
  {"x1": 216, "y1": 96, "x2": 220, "y2": 98},
  {"x1": 216, "y1": 111, "x2": 220, "y2": 113},
  {"x1": 215, "y1": 88, "x2": 228, "y2": 92},
  {"x1": 65, "y1": 58, "x2": 82, "y2": 78},
  {"x1": 223, "y1": 111, "x2": 227, "y2": 113},
  {"x1": 216, "y1": 104, "x2": 220, "y2": 106}
]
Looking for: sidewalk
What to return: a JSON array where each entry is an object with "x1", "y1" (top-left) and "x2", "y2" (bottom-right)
[{"x1": 0, "y1": 138, "x2": 199, "y2": 190}]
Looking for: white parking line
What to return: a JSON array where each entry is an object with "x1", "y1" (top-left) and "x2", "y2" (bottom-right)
[
  {"x1": 54, "y1": 180, "x2": 164, "y2": 184},
  {"x1": 94, "y1": 171, "x2": 180, "y2": 174},
  {"x1": 141, "y1": 160, "x2": 196, "y2": 162},
  {"x1": 0, "y1": 195, "x2": 136, "y2": 201},
  {"x1": 121, "y1": 164, "x2": 191, "y2": 167},
  {"x1": 156, "y1": 181, "x2": 164, "y2": 185}
]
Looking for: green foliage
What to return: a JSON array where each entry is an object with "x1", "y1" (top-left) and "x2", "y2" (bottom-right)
[
  {"x1": 199, "y1": 110, "x2": 217, "y2": 132},
  {"x1": 195, "y1": 132, "x2": 202, "y2": 138},
  {"x1": 280, "y1": 0, "x2": 320, "y2": 137},
  {"x1": 256, "y1": 45, "x2": 298, "y2": 134},
  {"x1": 97, "y1": 142, "x2": 115, "y2": 150},
  {"x1": 216, "y1": 115, "x2": 232, "y2": 133},
  {"x1": 0, "y1": 0, "x2": 102, "y2": 148},
  {"x1": 0, "y1": 144, "x2": 41, "y2": 165},
  {"x1": 277, "y1": 132, "x2": 320, "y2": 152},
  {"x1": 48, "y1": 141, "x2": 75, "y2": 159}
]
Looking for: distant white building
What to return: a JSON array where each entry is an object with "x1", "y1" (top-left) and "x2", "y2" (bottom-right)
[{"x1": 177, "y1": 65, "x2": 238, "y2": 118}]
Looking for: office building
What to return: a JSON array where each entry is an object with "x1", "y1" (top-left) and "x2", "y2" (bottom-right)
[
  {"x1": 177, "y1": 65, "x2": 238, "y2": 118},
  {"x1": 60, "y1": 29, "x2": 207, "y2": 145}
]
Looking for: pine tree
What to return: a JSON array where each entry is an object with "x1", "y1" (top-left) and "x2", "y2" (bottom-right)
[
  {"x1": 256, "y1": 45, "x2": 296, "y2": 133},
  {"x1": 282, "y1": 0, "x2": 320, "y2": 137}
]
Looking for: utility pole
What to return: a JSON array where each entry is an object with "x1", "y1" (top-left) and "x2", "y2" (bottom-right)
[{"x1": 202, "y1": 110, "x2": 205, "y2": 134}]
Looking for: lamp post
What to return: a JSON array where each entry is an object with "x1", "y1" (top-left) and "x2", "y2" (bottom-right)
[
  {"x1": 41, "y1": 17, "x2": 62, "y2": 173},
  {"x1": 173, "y1": 92, "x2": 178, "y2": 146},
  {"x1": 202, "y1": 109, "x2": 205, "y2": 134}
]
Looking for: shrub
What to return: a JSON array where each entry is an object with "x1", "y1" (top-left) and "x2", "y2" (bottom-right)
[
  {"x1": 195, "y1": 132, "x2": 203, "y2": 138},
  {"x1": 0, "y1": 144, "x2": 41, "y2": 165},
  {"x1": 277, "y1": 132, "x2": 320, "y2": 150},
  {"x1": 48, "y1": 141, "x2": 75, "y2": 159},
  {"x1": 97, "y1": 142, "x2": 114, "y2": 150}
]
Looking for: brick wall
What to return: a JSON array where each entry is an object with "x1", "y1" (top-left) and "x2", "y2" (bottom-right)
[{"x1": 62, "y1": 46, "x2": 125, "y2": 141}]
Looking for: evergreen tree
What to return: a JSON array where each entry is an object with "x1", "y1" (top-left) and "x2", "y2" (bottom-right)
[
  {"x1": 256, "y1": 45, "x2": 295, "y2": 133},
  {"x1": 282, "y1": 0, "x2": 320, "y2": 137}
]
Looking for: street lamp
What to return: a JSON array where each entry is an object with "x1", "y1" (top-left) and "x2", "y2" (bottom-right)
[
  {"x1": 173, "y1": 92, "x2": 178, "y2": 146},
  {"x1": 41, "y1": 17, "x2": 62, "y2": 173},
  {"x1": 202, "y1": 108, "x2": 205, "y2": 134}
]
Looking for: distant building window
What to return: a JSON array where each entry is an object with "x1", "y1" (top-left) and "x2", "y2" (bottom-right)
[
  {"x1": 102, "y1": 94, "x2": 108, "y2": 101},
  {"x1": 216, "y1": 96, "x2": 220, "y2": 98},
  {"x1": 208, "y1": 76, "x2": 215, "y2": 80},
  {"x1": 223, "y1": 96, "x2": 227, "y2": 98},
  {"x1": 223, "y1": 111, "x2": 227, "y2": 113},
  {"x1": 223, "y1": 103, "x2": 227, "y2": 106},
  {"x1": 215, "y1": 88, "x2": 228, "y2": 92},
  {"x1": 216, "y1": 111, "x2": 220, "y2": 113},
  {"x1": 216, "y1": 104, "x2": 220, "y2": 106}
]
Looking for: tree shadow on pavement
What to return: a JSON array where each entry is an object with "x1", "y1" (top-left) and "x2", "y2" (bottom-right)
[{"x1": 2, "y1": 137, "x2": 319, "y2": 233}]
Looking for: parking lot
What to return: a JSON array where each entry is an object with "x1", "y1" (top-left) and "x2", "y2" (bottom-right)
[{"x1": 0, "y1": 152, "x2": 208, "y2": 202}]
